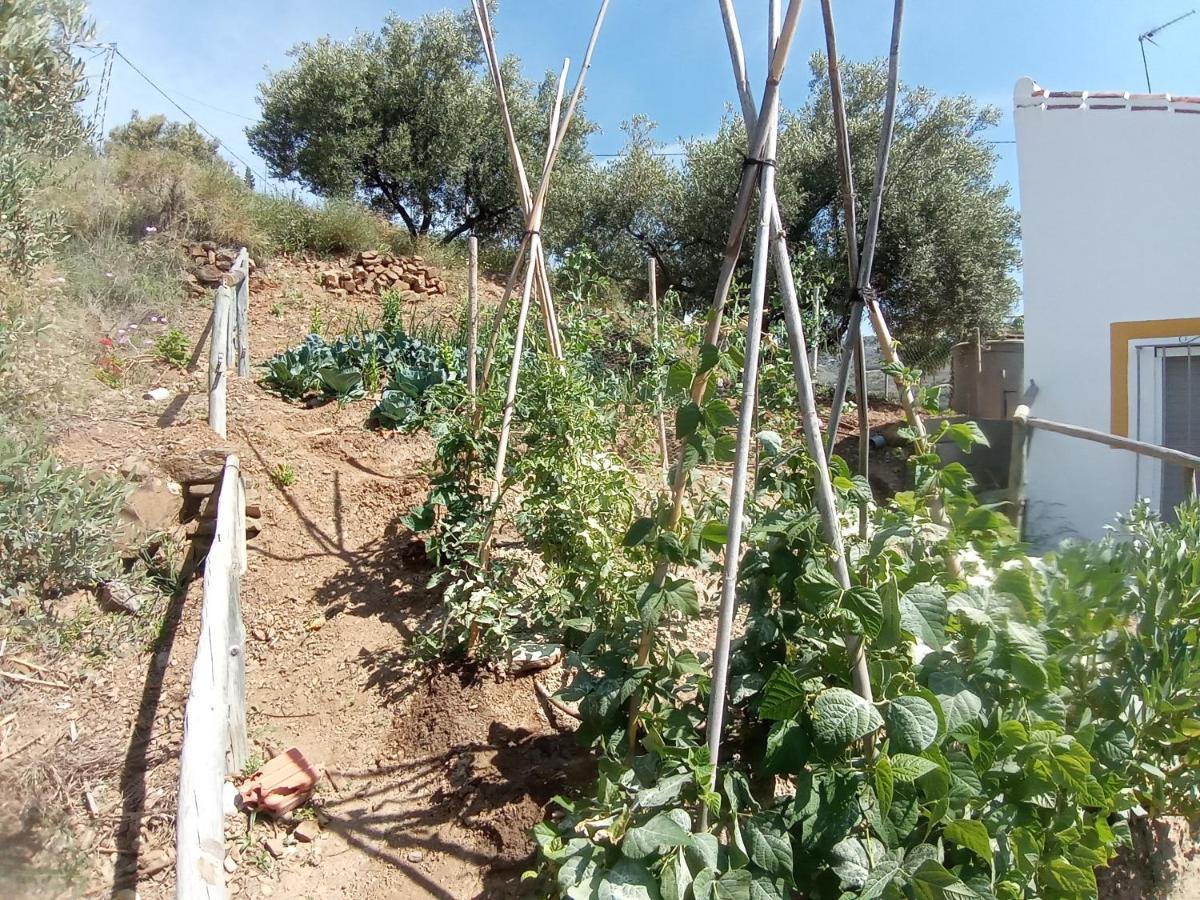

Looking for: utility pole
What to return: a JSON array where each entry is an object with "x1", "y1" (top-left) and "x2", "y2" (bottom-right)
[{"x1": 1139, "y1": 10, "x2": 1196, "y2": 92}]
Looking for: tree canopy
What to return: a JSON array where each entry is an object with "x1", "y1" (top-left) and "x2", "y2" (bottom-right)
[
  {"x1": 106, "y1": 112, "x2": 222, "y2": 163},
  {"x1": 578, "y1": 55, "x2": 1020, "y2": 353},
  {"x1": 247, "y1": 6, "x2": 593, "y2": 244}
]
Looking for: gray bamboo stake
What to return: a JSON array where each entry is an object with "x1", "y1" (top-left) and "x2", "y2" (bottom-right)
[
  {"x1": 706, "y1": 0, "x2": 784, "y2": 784},
  {"x1": 473, "y1": 0, "x2": 562, "y2": 361},
  {"x1": 824, "y1": 0, "x2": 904, "y2": 452},
  {"x1": 648, "y1": 256, "x2": 669, "y2": 476},
  {"x1": 477, "y1": 231, "x2": 533, "y2": 394},
  {"x1": 626, "y1": 0, "x2": 807, "y2": 754},
  {"x1": 467, "y1": 236, "x2": 479, "y2": 396},
  {"x1": 714, "y1": 0, "x2": 873, "y2": 707}
]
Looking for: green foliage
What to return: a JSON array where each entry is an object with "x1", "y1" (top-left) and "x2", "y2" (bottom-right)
[
  {"x1": 248, "y1": 6, "x2": 594, "y2": 245},
  {"x1": 106, "y1": 112, "x2": 221, "y2": 162},
  {"x1": 261, "y1": 328, "x2": 464, "y2": 426},
  {"x1": 0, "y1": 428, "x2": 127, "y2": 596},
  {"x1": 0, "y1": 0, "x2": 92, "y2": 273},
  {"x1": 153, "y1": 327, "x2": 190, "y2": 369},
  {"x1": 270, "y1": 462, "x2": 296, "y2": 488},
  {"x1": 380, "y1": 288, "x2": 404, "y2": 334}
]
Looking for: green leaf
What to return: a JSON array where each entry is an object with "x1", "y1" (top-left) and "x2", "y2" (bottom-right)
[
  {"x1": 1038, "y1": 858, "x2": 1096, "y2": 896},
  {"x1": 634, "y1": 774, "x2": 691, "y2": 811},
  {"x1": 700, "y1": 519, "x2": 728, "y2": 546},
  {"x1": 843, "y1": 587, "x2": 884, "y2": 639},
  {"x1": 763, "y1": 720, "x2": 811, "y2": 775},
  {"x1": 928, "y1": 673, "x2": 984, "y2": 733},
  {"x1": 874, "y1": 755, "x2": 894, "y2": 817},
  {"x1": 599, "y1": 857, "x2": 662, "y2": 900},
  {"x1": 693, "y1": 867, "x2": 751, "y2": 900},
  {"x1": 748, "y1": 877, "x2": 786, "y2": 900},
  {"x1": 759, "y1": 667, "x2": 807, "y2": 721},
  {"x1": 668, "y1": 360, "x2": 694, "y2": 395},
  {"x1": 947, "y1": 420, "x2": 988, "y2": 452},
  {"x1": 639, "y1": 578, "x2": 699, "y2": 628},
  {"x1": 885, "y1": 695, "x2": 940, "y2": 754},
  {"x1": 812, "y1": 687, "x2": 883, "y2": 749},
  {"x1": 890, "y1": 753, "x2": 940, "y2": 782},
  {"x1": 623, "y1": 517, "x2": 657, "y2": 547},
  {"x1": 900, "y1": 585, "x2": 948, "y2": 650},
  {"x1": 697, "y1": 343, "x2": 721, "y2": 374},
  {"x1": 676, "y1": 402, "x2": 702, "y2": 439},
  {"x1": 910, "y1": 859, "x2": 980, "y2": 900},
  {"x1": 944, "y1": 819, "x2": 992, "y2": 865},
  {"x1": 713, "y1": 434, "x2": 737, "y2": 462},
  {"x1": 757, "y1": 430, "x2": 783, "y2": 457},
  {"x1": 704, "y1": 399, "x2": 738, "y2": 431},
  {"x1": 742, "y1": 815, "x2": 793, "y2": 876},
  {"x1": 622, "y1": 810, "x2": 691, "y2": 859},
  {"x1": 830, "y1": 837, "x2": 887, "y2": 890}
]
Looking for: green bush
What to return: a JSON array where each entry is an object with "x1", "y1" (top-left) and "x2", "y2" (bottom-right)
[
  {"x1": 0, "y1": 428, "x2": 127, "y2": 597},
  {"x1": 56, "y1": 228, "x2": 184, "y2": 316}
]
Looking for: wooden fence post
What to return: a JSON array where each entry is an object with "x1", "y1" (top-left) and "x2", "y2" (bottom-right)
[
  {"x1": 208, "y1": 286, "x2": 232, "y2": 439},
  {"x1": 234, "y1": 249, "x2": 250, "y2": 377},
  {"x1": 1008, "y1": 404, "x2": 1030, "y2": 535}
]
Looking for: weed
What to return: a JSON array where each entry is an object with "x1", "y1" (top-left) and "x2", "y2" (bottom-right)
[
  {"x1": 246, "y1": 848, "x2": 273, "y2": 874},
  {"x1": 240, "y1": 753, "x2": 265, "y2": 778},
  {"x1": 270, "y1": 463, "x2": 296, "y2": 488},
  {"x1": 294, "y1": 806, "x2": 317, "y2": 821},
  {"x1": 380, "y1": 288, "x2": 403, "y2": 334},
  {"x1": 270, "y1": 302, "x2": 284, "y2": 318},
  {"x1": 153, "y1": 327, "x2": 190, "y2": 369},
  {"x1": 308, "y1": 306, "x2": 324, "y2": 337}
]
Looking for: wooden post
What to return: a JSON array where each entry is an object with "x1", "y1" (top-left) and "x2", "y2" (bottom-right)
[
  {"x1": 208, "y1": 285, "x2": 232, "y2": 440},
  {"x1": 1008, "y1": 405, "x2": 1030, "y2": 535},
  {"x1": 648, "y1": 257, "x2": 669, "y2": 475},
  {"x1": 234, "y1": 248, "x2": 250, "y2": 377},
  {"x1": 176, "y1": 455, "x2": 246, "y2": 899},
  {"x1": 467, "y1": 236, "x2": 479, "y2": 396},
  {"x1": 1189, "y1": 467, "x2": 1198, "y2": 498}
]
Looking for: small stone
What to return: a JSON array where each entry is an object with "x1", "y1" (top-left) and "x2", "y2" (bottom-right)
[
  {"x1": 144, "y1": 387, "x2": 171, "y2": 402},
  {"x1": 293, "y1": 819, "x2": 320, "y2": 843},
  {"x1": 262, "y1": 836, "x2": 285, "y2": 859},
  {"x1": 252, "y1": 627, "x2": 268, "y2": 642},
  {"x1": 138, "y1": 847, "x2": 172, "y2": 876},
  {"x1": 406, "y1": 849, "x2": 425, "y2": 863},
  {"x1": 224, "y1": 855, "x2": 238, "y2": 874},
  {"x1": 261, "y1": 887, "x2": 273, "y2": 897}
]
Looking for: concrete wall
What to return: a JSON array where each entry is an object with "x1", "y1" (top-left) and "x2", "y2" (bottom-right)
[{"x1": 1013, "y1": 77, "x2": 1200, "y2": 545}]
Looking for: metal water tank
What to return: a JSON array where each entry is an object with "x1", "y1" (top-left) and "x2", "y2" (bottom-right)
[{"x1": 950, "y1": 338, "x2": 1024, "y2": 419}]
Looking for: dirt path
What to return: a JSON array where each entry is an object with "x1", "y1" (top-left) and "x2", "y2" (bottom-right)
[{"x1": 0, "y1": 255, "x2": 584, "y2": 899}]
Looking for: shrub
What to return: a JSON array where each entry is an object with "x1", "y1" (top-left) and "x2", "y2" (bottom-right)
[
  {"x1": 0, "y1": 428, "x2": 127, "y2": 597},
  {"x1": 56, "y1": 228, "x2": 184, "y2": 317}
]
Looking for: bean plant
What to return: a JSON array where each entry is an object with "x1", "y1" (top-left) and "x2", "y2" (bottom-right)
[{"x1": 397, "y1": 276, "x2": 1200, "y2": 900}]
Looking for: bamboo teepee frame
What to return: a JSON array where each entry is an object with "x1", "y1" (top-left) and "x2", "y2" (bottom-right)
[{"x1": 469, "y1": 0, "x2": 611, "y2": 571}]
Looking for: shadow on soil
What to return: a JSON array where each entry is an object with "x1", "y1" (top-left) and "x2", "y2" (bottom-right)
[{"x1": 319, "y1": 671, "x2": 594, "y2": 899}]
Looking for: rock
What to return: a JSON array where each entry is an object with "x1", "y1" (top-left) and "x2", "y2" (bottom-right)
[
  {"x1": 193, "y1": 264, "x2": 224, "y2": 285},
  {"x1": 144, "y1": 387, "x2": 171, "y2": 402},
  {"x1": 115, "y1": 476, "x2": 185, "y2": 551},
  {"x1": 320, "y1": 271, "x2": 339, "y2": 288},
  {"x1": 223, "y1": 780, "x2": 241, "y2": 816},
  {"x1": 138, "y1": 847, "x2": 173, "y2": 877},
  {"x1": 293, "y1": 819, "x2": 320, "y2": 843},
  {"x1": 98, "y1": 579, "x2": 150, "y2": 615},
  {"x1": 406, "y1": 849, "x2": 425, "y2": 863},
  {"x1": 262, "y1": 836, "x2": 286, "y2": 859},
  {"x1": 224, "y1": 855, "x2": 238, "y2": 874},
  {"x1": 200, "y1": 240, "x2": 218, "y2": 252}
]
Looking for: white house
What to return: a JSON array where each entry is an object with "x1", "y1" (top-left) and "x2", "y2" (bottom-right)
[{"x1": 1013, "y1": 77, "x2": 1200, "y2": 544}]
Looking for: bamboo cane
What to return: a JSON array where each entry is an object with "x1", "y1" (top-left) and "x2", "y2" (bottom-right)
[
  {"x1": 467, "y1": 236, "x2": 479, "y2": 396},
  {"x1": 648, "y1": 257, "x2": 670, "y2": 476},
  {"x1": 706, "y1": 0, "x2": 785, "y2": 783},
  {"x1": 626, "y1": 0, "x2": 807, "y2": 754},
  {"x1": 714, "y1": 0, "x2": 873, "y2": 707},
  {"x1": 473, "y1": 0, "x2": 562, "y2": 361},
  {"x1": 478, "y1": 231, "x2": 533, "y2": 394},
  {"x1": 824, "y1": 0, "x2": 912, "y2": 444}
]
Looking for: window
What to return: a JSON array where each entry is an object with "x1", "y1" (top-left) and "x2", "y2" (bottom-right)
[{"x1": 1132, "y1": 337, "x2": 1200, "y2": 522}]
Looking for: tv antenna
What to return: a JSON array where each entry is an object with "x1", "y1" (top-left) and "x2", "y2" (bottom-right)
[{"x1": 1139, "y1": 9, "x2": 1196, "y2": 92}]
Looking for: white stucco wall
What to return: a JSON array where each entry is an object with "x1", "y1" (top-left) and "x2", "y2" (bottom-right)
[{"x1": 1013, "y1": 77, "x2": 1200, "y2": 545}]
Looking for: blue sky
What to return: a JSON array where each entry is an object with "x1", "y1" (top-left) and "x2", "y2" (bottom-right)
[{"x1": 83, "y1": 0, "x2": 1200, "y2": 206}]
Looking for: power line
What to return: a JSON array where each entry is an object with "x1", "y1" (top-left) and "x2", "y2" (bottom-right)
[
  {"x1": 592, "y1": 139, "x2": 1015, "y2": 159},
  {"x1": 103, "y1": 44, "x2": 270, "y2": 184}
]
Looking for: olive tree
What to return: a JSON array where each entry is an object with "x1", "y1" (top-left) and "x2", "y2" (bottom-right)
[
  {"x1": 247, "y1": 5, "x2": 593, "y2": 245},
  {"x1": 0, "y1": 0, "x2": 92, "y2": 273},
  {"x1": 106, "y1": 112, "x2": 222, "y2": 163}
]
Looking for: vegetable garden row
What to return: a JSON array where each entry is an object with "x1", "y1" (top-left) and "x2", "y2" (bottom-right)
[{"x1": 254, "y1": 1, "x2": 1200, "y2": 898}]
